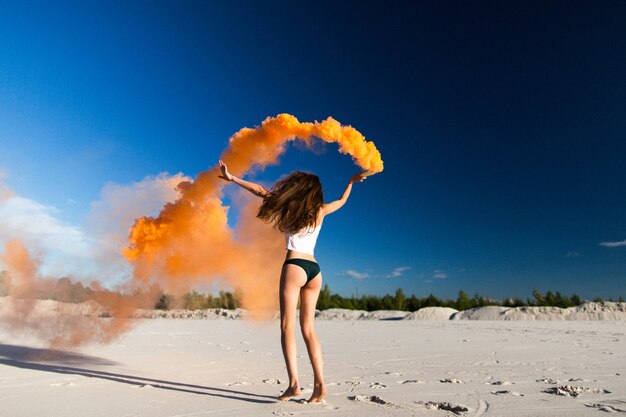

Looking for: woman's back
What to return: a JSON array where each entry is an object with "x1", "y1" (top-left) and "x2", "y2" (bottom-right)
[{"x1": 285, "y1": 223, "x2": 322, "y2": 255}]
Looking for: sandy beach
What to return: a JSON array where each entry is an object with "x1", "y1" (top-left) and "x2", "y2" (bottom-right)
[{"x1": 1, "y1": 310, "x2": 624, "y2": 417}]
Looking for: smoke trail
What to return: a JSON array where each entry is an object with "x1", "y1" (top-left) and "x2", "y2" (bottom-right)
[
  {"x1": 125, "y1": 114, "x2": 384, "y2": 314},
  {"x1": 0, "y1": 240, "x2": 159, "y2": 348},
  {"x1": 0, "y1": 114, "x2": 383, "y2": 347},
  {"x1": 0, "y1": 174, "x2": 187, "y2": 348}
]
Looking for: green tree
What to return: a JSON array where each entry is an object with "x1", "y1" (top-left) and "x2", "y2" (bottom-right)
[
  {"x1": 532, "y1": 288, "x2": 545, "y2": 306},
  {"x1": 361, "y1": 295, "x2": 382, "y2": 311},
  {"x1": 233, "y1": 287, "x2": 244, "y2": 309},
  {"x1": 406, "y1": 294, "x2": 420, "y2": 311},
  {"x1": 456, "y1": 290, "x2": 472, "y2": 311},
  {"x1": 223, "y1": 291, "x2": 236, "y2": 309},
  {"x1": 380, "y1": 294, "x2": 394, "y2": 310},
  {"x1": 317, "y1": 284, "x2": 331, "y2": 310},
  {"x1": 422, "y1": 294, "x2": 441, "y2": 307},
  {"x1": 184, "y1": 291, "x2": 208, "y2": 310},
  {"x1": 394, "y1": 288, "x2": 406, "y2": 311},
  {"x1": 155, "y1": 294, "x2": 170, "y2": 310}
]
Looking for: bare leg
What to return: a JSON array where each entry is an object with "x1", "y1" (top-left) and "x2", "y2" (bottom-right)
[
  {"x1": 278, "y1": 264, "x2": 306, "y2": 401},
  {"x1": 299, "y1": 273, "x2": 327, "y2": 403}
]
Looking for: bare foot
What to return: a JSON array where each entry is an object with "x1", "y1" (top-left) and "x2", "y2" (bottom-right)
[
  {"x1": 278, "y1": 385, "x2": 301, "y2": 401},
  {"x1": 307, "y1": 383, "x2": 327, "y2": 403}
]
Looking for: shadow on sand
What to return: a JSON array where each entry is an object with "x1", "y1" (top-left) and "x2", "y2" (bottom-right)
[{"x1": 0, "y1": 343, "x2": 276, "y2": 404}]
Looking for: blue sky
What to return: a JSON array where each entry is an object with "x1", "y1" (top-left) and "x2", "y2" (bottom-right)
[{"x1": 0, "y1": 1, "x2": 625, "y2": 300}]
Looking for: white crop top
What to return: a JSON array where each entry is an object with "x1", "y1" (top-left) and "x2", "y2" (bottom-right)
[{"x1": 285, "y1": 224, "x2": 322, "y2": 255}]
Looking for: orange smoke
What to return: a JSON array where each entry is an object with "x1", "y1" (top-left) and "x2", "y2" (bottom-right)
[
  {"x1": 0, "y1": 114, "x2": 382, "y2": 347},
  {"x1": 124, "y1": 114, "x2": 384, "y2": 314},
  {"x1": 0, "y1": 240, "x2": 158, "y2": 348}
]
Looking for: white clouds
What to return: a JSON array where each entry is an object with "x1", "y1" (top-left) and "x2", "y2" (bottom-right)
[
  {"x1": 0, "y1": 192, "x2": 102, "y2": 279},
  {"x1": 599, "y1": 240, "x2": 626, "y2": 248},
  {"x1": 341, "y1": 265, "x2": 413, "y2": 280},
  {"x1": 86, "y1": 172, "x2": 189, "y2": 244},
  {"x1": 565, "y1": 251, "x2": 580, "y2": 257},
  {"x1": 84, "y1": 172, "x2": 191, "y2": 283},
  {"x1": 386, "y1": 266, "x2": 411, "y2": 278},
  {"x1": 341, "y1": 270, "x2": 370, "y2": 280},
  {"x1": 0, "y1": 194, "x2": 93, "y2": 261},
  {"x1": 0, "y1": 173, "x2": 189, "y2": 283},
  {"x1": 432, "y1": 269, "x2": 448, "y2": 279},
  {"x1": 340, "y1": 266, "x2": 451, "y2": 282}
]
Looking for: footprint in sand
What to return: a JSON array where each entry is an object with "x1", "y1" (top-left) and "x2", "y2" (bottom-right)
[
  {"x1": 490, "y1": 390, "x2": 524, "y2": 397},
  {"x1": 399, "y1": 380, "x2": 425, "y2": 384},
  {"x1": 584, "y1": 402, "x2": 626, "y2": 413},
  {"x1": 486, "y1": 380, "x2": 513, "y2": 386},
  {"x1": 349, "y1": 395, "x2": 400, "y2": 409},
  {"x1": 440, "y1": 378, "x2": 463, "y2": 384},
  {"x1": 369, "y1": 382, "x2": 387, "y2": 389},
  {"x1": 345, "y1": 381, "x2": 363, "y2": 392},
  {"x1": 263, "y1": 378, "x2": 282, "y2": 385},
  {"x1": 416, "y1": 400, "x2": 469, "y2": 415},
  {"x1": 543, "y1": 385, "x2": 611, "y2": 397},
  {"x1": 537, "y1": 377, "x2": 559, "y2": 384},
  {"x1": 272, "y1": 412, "x2": 295, "y2": 416}
]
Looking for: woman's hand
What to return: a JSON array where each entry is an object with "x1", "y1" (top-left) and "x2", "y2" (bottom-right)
[
  {"x1": 218, "y1": 160, "x2": 234, "y2": 182},
  {"x1": 350, "y1": 172, "x2": 368, "y2": 183}
]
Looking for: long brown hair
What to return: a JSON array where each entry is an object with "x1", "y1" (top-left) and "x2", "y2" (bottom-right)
[{"x1": 257, "y1": 171, "x2": 324, "y2": 234}]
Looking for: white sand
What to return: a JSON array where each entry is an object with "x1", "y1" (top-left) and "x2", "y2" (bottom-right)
[
  {"x1": 404, "y1": 307, "x2": 459, "y2": 321},
  {"x1": 450, "y1": 302, "x2": 626, "y2": 321},
  {"x1": 1, "y1": 313, "x2": 625, "y2": 416}
]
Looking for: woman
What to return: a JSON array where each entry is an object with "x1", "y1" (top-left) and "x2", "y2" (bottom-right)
[{"x1": 218, "y1": 160, "x2": 366, "y2": 403}]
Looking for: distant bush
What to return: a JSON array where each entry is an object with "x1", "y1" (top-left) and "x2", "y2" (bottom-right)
[
  {"x1": 0, "y1": 269, "x2": 619, "y2": 312},
  {"x1": 309, "y1": 286, "x2": 615, "y2": 312},
  {"x1": 147, "y1": 286, "x2": 620, "y2": 311},
  {"x1": 529, "y1": 288, "x2": 585, "y2": 308},
  {"x1": 154, "y1": 289, "x2": 243, "y2": 310}
]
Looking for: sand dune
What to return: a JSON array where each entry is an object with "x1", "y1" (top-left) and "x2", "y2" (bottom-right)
[
  {"x1": 403, "y1": 307, "x2": 460, "y2": 320},
  {"x1": 450, "y1": 302, "x2": 626, "y2": 321},
  {"x1": 1, "y1": 297, "x2": 625, "y2": 321},
  {"x1": 316, "y1": 309, "x2": 409, "y2": 321}
]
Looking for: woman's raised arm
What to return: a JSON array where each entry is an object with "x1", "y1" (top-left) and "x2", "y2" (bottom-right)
[
  {"x1": 218, "y1": 160, "x2": 270, "y2": 198},
  {"x1": 322, "y1": 172, "x2": 367, "y2": 216}
]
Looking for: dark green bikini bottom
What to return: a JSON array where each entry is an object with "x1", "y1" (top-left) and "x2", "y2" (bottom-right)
[{"x1": 283, "y1": 258, "x2": 321, "y2": 283}]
